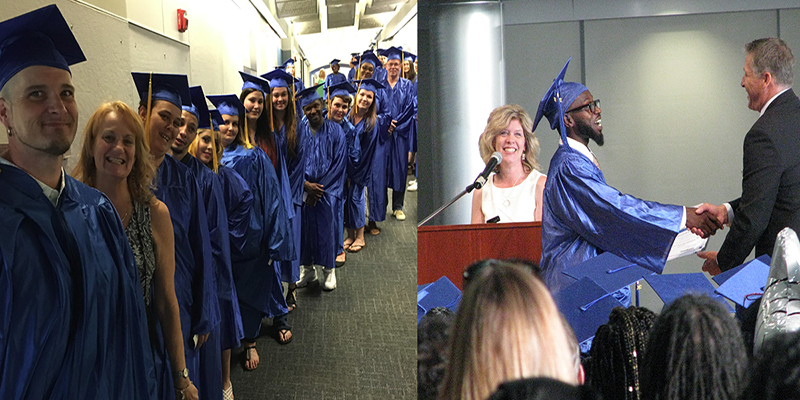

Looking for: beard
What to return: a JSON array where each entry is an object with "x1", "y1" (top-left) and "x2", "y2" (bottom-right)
[{"x1": 575, "y1": 117, "x2": 604, "y2": 146}]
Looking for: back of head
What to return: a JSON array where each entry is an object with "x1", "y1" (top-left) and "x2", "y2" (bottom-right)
[
  {"x1": 418, "y1": 307, "x2": 456, "y2": 400},
  {"x1": 641, "y1": 294, "x2": 747, "y2": 400},
  {"x1": 587, "y1": 306, "x2": 656, "y2": 400},
  {"x1": 746, "y1": 37, "x2": 794, "y2": 87},
  {"x1": 488, "y1": 377, "x2": 602, "y2": 400},
  {"x1": 440, "y1": 260, "x2": 577, "y2": 400},
  {"x1": 741, "y1": 332, "x2": 800, "y2": 400}
]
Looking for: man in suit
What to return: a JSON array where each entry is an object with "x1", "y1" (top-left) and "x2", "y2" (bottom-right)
[{"x1": 697, "y1": 38, "x2": 800, "y2": 274}]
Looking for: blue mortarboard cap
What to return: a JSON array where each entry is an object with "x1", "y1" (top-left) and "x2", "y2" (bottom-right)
[
  {"x1": 532, "y1": 59, "x2": 588, "y2": 148},
  {"x1": 206, "y1": 94, "x2": 244, "y2": 117},
  {"x1": 0, "y1": 5, "x2": 87, "y2": 91},
  {"x1": 358, "y1": 53, "x2": 383, "y2": 68},
  {"x1": 296, "y1": 84, "x2": 322, "y2": 109},
  {"x1": 376, "y1": 48, "x2": 386, "y2": 55},
  {"x1": 554, "y1": 277, "x2": 624, "y2": 344},
  {"x1": 330, "y1": 59, "x2": 340, "y2": 65},
  {"x1": 563, "y1": 252, "x2": 656, "y2": 294},
  {"x1": 327, "y1": 81, "x2": 356, "y2": 98},
  {"x1": 714, "y1": 254, "x2": 771, "y2": 286},
  {"x1": 239, "y1": 71, "x2": 270, "y2": 94},
  {"x1": 715, "y1": 258, "x2": 771, "y2": 308},
  {"x1": 260, "y1": 69, "x2": 293, "y2": 90},
  {"x1": 417, "y1": 276, "x2": 461, "y2": 323},
  {"x1": 352, "y1": 78, "x2": 385, "y2": 94},
  {"x1": 383, "y1": 46, "x2": 404, "y2": 61},
  {"x1": 181, "y1": 86, "x2": 206, "y2": 122},
  {"x1": 403, "y1": 51, "x2": 417, "y2": 62},
  {"x1": 644, "y1": 273, "x2": 734, "y2": 312},
  {"x1": 208, "y1": 110, "x2": 223, "y2": 130},
  {"x1": 350, "y1": 52, "x2": 359, "y2": 57},
  {"x1": 278, "y1": 58, "x2": 295, "y2": 69},
  {"x1": 131, "y1": 72, "x2": 192, "y2": 109}
]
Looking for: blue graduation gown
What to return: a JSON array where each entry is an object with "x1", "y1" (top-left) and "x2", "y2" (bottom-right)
[
  {"x1": 384, "y1": 78, "x2": 416, "y2": 192},
  {"x1": 375, "y1": 66, "x2": 388, "y2": 84},
  {"x1": 0, "y1": 165, "x2": 156, "y2": 399},
  {"x1": 264, "y1": 125, "x2": 298, "y2": 283},
  {"x1": 222, "y1": 144, "x2": 293, "y2": 317},
  {"x1": 323, "y1": 72, "x2": 348, "y2": 100},
  {"x1": 154, "y1": 155, "x2": 219, "y2": 397},
  {"x1": 347, "y1": 68, "x2": 356, "y2": 82},
  {"x1": 334, "y1": 118, "x2": 361, "y2": 250},
  {"x1": 345, "y1": 116, "x2": 390, "y2": 229},
  {"x1": 275, "y1": 122, "x2": 307, "y2": 282},
  {"x1": 540, "y1": 145, "x2": 684, "y2": 292},
  {"x1": 300, "y1": 118, "x2": 347, "y2": 269}
]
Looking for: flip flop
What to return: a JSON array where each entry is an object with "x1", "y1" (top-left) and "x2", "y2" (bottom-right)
[
  {"x1": 275, "y1": 328, "x2": 293, "y2": 345},
  {"x1": 335, "y1": 252, "x2": 346, "y2": 267},
  {"x1": 348, "y1": 242, "x2": 365, "y2": 253},
  {"x1": 242, "y1": 344, "x2": 258, "y2": 371},
  {"x1": 343, "y1": 238, "x2": 354, "y2": 251}
]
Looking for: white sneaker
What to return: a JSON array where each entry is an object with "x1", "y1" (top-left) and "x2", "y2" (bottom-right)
[
  {"x1": 322, "y1": 268, "x2": 337, "y2": 291},
  {"x1": 407, "y1": 180, "x2": 417, "y2": 192},
  {"x1": 296, "y1": 265, "x2": 317, "y2": 287},
  {"x1": 393, "y1": 209, "x2": 406, "y2": 221}
]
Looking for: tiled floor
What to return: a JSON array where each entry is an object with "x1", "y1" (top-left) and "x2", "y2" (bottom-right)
[{"x1": 229, "y1": 182, "x2": 418, "y2": 399}]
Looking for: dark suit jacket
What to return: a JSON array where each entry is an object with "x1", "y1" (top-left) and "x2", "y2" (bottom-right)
[{"x1": 718, "y1": 89, "x2": 800, "y2": 271}]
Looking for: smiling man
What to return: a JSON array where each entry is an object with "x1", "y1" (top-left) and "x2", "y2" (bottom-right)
[{"x1": 0, "y1": 5, "x2": 155, "y2": 398}]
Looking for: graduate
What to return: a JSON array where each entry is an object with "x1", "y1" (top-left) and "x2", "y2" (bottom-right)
[
  {"x1": 381, "y1": 47, "x2": 417, "y2": 222},
  {"x1": 326, "y1": 81, "x2": 360, "y2": 265},
  {"x1": 345, "y1": 79, "x2": 391, "y2": 253},
  {"x1": 348, "y1": 52, "x2": 360, "y2": 81},
  {"x1": 0, "y1": 5, "x2": 156, "y2": 398},
  {"x1": 262, "y1": 68, "x2": 307, "y2": 310},
  {"x1": 403, "y1": 52, "x2": 419, "y2": 192},
  {"x1": 279, "y1": 58, "x2": 306, "y2": 117},
  {"x1": 295, "y1": 85, "x2": 348, "y2": 291},
  {"x1": 323, "y1": 58, "x2": 348, "y2": 101},
  {"x1": 374, "y1": 49, "x2": 389, "y2": 83},
  {"x1": 208, "y1": 94, "x2": 294, "y2": 369},
  {"x1": 187, "y1": 108, "x2": 248, "y2": 400},
  {"x1": 133, "y1": 72, "x2": 220, "y2": 399},
  {"x1": 533, "y1": 60, "x2": 720, "y2": 293}
]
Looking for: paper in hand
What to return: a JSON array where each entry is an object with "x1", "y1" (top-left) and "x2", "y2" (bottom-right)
[{"x1": 667, "y1": 229, "x2": 708, "y2": 261}]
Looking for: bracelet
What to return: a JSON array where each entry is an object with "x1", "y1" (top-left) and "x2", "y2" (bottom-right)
[{"x1": 175, "y1": 380, "x2": 192, "y2": 400}]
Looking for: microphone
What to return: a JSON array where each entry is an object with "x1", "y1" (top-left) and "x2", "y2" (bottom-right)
[{"x1": 471, "y1": 151, "x2": 502, "y2": 191}]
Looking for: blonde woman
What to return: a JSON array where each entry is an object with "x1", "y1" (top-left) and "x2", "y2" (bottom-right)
[
  {"x1": 440, "y1": 260, "x2": 578, "y2": 400},
  {"x1": 471, "y1": 105, "x2": 546, "y2": 224},
  {"x1": 73, "y1": 101, "x2": 198, "y2": 400}
]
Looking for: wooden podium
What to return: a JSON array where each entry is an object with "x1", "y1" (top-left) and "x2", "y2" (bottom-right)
[{"x1": 418, "y1": 222, "x2": 542, "y2": 290}]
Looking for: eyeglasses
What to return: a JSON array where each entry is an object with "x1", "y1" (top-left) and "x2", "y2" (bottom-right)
[{"x1": 566, "y1": 99, "x2": 601, "y2": 114}]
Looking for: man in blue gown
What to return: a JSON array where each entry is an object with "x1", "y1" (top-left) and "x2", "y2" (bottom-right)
[
  {"x1": 0, "y1": 5, "x2": 156, "y2": 398},
  {"x1": 133, "y1": 72, "x2": 220, "y2": 398},
  {"x1": 295, "y1": 85, "x2": 347, "y2": 291},
  {"x1": 534, "y1": 60, "x2": 721, "y2": 293}
]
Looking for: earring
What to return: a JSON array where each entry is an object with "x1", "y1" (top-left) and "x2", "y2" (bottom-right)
[{"x1": 6, "y1": 127, "x2": 11, "y2": 137}]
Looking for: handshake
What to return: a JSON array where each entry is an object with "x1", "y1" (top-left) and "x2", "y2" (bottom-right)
[{"x1": 686, "y1": 203, "x2": 729, "y2": 238}]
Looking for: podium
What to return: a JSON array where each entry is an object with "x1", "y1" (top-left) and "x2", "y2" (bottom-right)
[{"x1": 418, "y1": 222, "x2": 542, "y2": 290}]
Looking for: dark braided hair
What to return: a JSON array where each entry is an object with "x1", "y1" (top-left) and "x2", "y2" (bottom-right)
[
  {"x1": 741, "y1": 332, "x2": 800, "y2": 400},
  {"x1": 587, "y1": 306, "x2": 656, "y2": 400},
  {"x1": 418, "y1": 307, "x2": 455, "y2": 400},
  {"x1": 640, "y1": 294, "x2": 747, "y2": 400}
]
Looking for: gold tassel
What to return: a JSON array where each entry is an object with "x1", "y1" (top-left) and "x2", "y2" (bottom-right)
[
  {"x1": 144, "y1": 72, "x2": 153, "y2": 146},
  {"x1": 210, "y1": 115, "x2": 219, "y2": 173},
  {"x1": 243, "y1": 114, "x2": 252, "y2": 149}
]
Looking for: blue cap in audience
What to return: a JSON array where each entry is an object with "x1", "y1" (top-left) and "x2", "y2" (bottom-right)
[
  {"x1": 714, "y1": 254, "x2": 771, "y2": 286},
  {"x1": 359, "y1": 53, "x2": 383, "y2": 68},
  {"x1": 352, "y1": 78, "x2": 385, "y2": 93},
  {"x1": 562, "y1": 252, "x2": 656, "y2": 295},
  {"x1": 327, "y1": 81, "x2": 356, "y2": 98},
  {"x1": 715, "y1": 257, "x2": 771, "y2": 308},
  {"x1": 206, "y1": 94, "x2": 244, "y2": 117},
  {"x1": 330, "y1": 59, "x2": 340, "y2": 66},
  {"x1": 295, "y1": 84, "x2": 323, "y2": 109},
  {"x1": 132, "y1": 72, "x2": 192, "y2": 109},
  {"x1": 0, "y1": 5, "x2": 86, "y2": 91},
  {"x1": 278, "y1": 58, "x2": 294, "y2": 69},
  {"x1": 239, "y1": 71, "x2": 269, "y2": 95},
  {"x1": 417, "y1": 276, "x2": 461, "y2": 323},
  {"x1": 383, "y1": 46, "x2": 404, "y2": 61},
  {"x1": 261, "y1": 69, "x2": 293, "y2": 90},
  {"x1": 554, "y1": 276, "x2": 624, "y2": 344},
  {"x1": 532, "y1": 59, "x2": 587, "y2": 146},
  {"x1": 404, "y1": 52, "x2": 417, "y2": 63},
  {"x1": 644, "y1": 272, "x2": 733, "y2": 312},
  {"x1": 181, "y1": 85, "x2": 206, "y2": 122}
]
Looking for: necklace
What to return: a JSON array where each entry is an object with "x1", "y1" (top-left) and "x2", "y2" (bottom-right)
[{"x1": 501, "y1": 171, "x2": 524, "y2": 208}]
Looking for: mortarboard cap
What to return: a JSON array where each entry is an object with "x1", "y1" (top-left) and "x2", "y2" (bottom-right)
[
  {"x1": 563, "y1": 252, "x2": 656, "y2": 295},
  {"x1": 295, "y1": 84, "x2": 323, "y2": 109},
  {"x1": 327, "y1": 81, "x2": 356, "y2": 98},
  {"x1": 239, "y1": 71, "x2": 269, "y2": 94},
  {"x1": 278, "y1": 58, "x2": 295, "y2": 70},
  {"x1": 352, "y1": 78, "x2": 385, "y2": 94},
  {"x1": 403, "y1": 51, "x2": 417, "y2": 62},
  {"x1": 554, "y1": 277, "x2": 624, "y2": 344},
  {"x1": 208, "y1": 110, "x2": 223, "y2": 130},
  {"x1": 329, "y1": 59, "x2": 340, "y2": 66},
  {"x1": 0, "y1": 5, "x2": 87, "y2": 91},
  {"x1": 206, "y1": 94, "x2": 244, "y2": 117},
  {"x1": 131, "y1": 72, "x2": 192, "y2": 109},
  {"x1": 260, "y1": 69, "x2": 293, "y2": 90},
  {"x1": 715, "y1": 258, "x2": 770, "y2": 308},
  {"x1": 714, "y1": 254, "x2": 771, "y2": 286},
  {"x1": 644, "y1": 273, "x2": 733, "y2": 312},
  {"x1": 350, "y1": 52, "x2": 359, "y2": 57},
  {"x1": 383, "y1": 46, "x2": 404, "y2": 61},
  {"x1": 358, "y1": 52, "x2": 383, "y2": 68},
  {"x1": 182, "y1": 85, "x2": 207, "y2": 123},
  {"x1": 417, "y1": 276, "x2": 461, "y2": 323},
  {"x1": 532, "y1": 59, "x2": 588, "y2": 149}
]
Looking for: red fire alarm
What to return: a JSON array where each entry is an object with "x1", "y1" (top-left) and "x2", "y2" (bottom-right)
[{"x1": 177, "y1": 9, "x2": 188, "y2": 32}]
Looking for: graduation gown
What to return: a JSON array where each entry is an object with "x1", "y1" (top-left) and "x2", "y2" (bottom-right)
[
  {"x1": 367, "y1": 88, "x2": 393, "y2": 222},
  {"x1": 222, "y1": 144, "x2": 293, "y2": 317},
  {"x1": 383, "y1": 77, "x2": 416, "y2": 192},
  {"x1": 275, "y1": 121, "x2": 307, "y2": 283},
  {"x1": 323, "y1": 72, "x2": 348, "y2": 100},
  {"x1": 154, "y1": 155, "x2": 219, "y2": 397},
  {"x1": 345, "y1": 115, "x2": 391, "y2": 229},
  {"x1": 540, "y1": 145, "x2": 684, "y2": 292},
  {"x1": 0, "y1": 164, "x2": 156, "y2": 399},
  {"x1": 335, "y1": 118, "x2": 361, "y2": 251},
  {"x1": 300, "y1": 118, "x2": 347, "y2": 269}
]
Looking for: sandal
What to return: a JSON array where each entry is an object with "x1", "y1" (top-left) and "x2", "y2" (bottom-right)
[
  {"x1": 242, "y1": 342, "x2": 258, "y2": 371},
  {"x1": 348, "y1": 241, "x2": 365, "y2": 253},
  {"x1": 368, "y1": 221, "x2": 380, "y2": 236},
  {"x1": 335, "y1": 251, "x2": 346, "y2": 267},
  {"x1": 285, "y1": 286, "x2": 297, "y2": 313},
  {"x1": 275, "y1": 328, "x2": 293, "y2": 345},
  {"x1": 343, "y1": 238, "x2": 354, "y2": 251},
  {"x1": 223, "y1": 384, "x2": 234, "y2": 400}
]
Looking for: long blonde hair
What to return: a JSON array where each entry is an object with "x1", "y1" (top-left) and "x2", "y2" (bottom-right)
[
  {"x1": 188, "y1": 128, "x2": 223, "y2": 173},
  {"x1": 72, "y1": 101, "x2": 155, "y2": 204},
  {"x1": 478, "y1": 104, "x2": 540, "y2": 173},
  {"x1": 440, "y1": 260, "x2": 578, "y2": 400}
]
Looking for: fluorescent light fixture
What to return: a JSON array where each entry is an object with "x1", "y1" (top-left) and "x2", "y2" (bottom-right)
[{"x1": 250, "y1": 0, "x2": 288, "y2": 38}]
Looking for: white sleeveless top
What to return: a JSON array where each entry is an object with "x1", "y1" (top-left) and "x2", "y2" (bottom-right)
[{"x1": 481, "y1": 170, "x2": 545, "y2": 223}]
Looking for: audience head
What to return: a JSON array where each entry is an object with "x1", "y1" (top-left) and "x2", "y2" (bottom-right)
[
  {"x1": 587, "y1": 306, "x2": 657, "y2": 400},
  {"x1": 440, "y1": 259, "x2": 578, "y2": 400},
  {"x1": 418, "y1": 307, "x2": 456, "y2": 400},
  {"x1": 74, "y1": 101, "x2": 154, "y2": 204},
  {"x1": 741, "y1": 332, "x2": 800, "y2": 400},
  {"x1": 641, "y1": 294, "x2": 747, "y2": 400},
  {"x1": 478, "y1": 104, "x2": 540, "y2": 173}
]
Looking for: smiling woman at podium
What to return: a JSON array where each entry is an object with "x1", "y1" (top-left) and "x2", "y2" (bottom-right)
[{"x1": 471, "y1": 105, "x2": 547, "y2": 224}]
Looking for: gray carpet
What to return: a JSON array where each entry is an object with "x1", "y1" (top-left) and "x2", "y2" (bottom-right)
[{"x1": 229, "y1": 180, "x2": 418, "y2": 399}]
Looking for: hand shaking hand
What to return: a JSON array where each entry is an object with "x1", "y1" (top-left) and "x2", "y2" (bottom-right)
[{"x1": 686, "y1": 207, "x2": 724, "y2": 238}]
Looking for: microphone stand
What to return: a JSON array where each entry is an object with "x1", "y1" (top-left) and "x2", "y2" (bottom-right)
[{"x1": 418, "y1": 180, "x2": 482, "y2": 228}]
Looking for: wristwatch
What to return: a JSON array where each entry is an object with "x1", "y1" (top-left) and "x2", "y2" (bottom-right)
[{"x1": 173, "y1": 367, "x2": 189, "y2": 380}]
